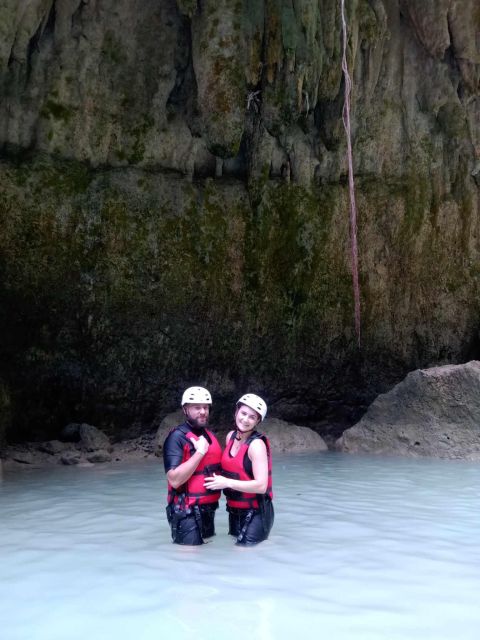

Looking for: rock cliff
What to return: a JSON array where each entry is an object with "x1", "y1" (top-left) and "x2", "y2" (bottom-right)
[{"x1": 0, "y1": 1, "x2": 479, "y2": 442}]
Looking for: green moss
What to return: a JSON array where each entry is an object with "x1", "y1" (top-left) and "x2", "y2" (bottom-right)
[
  {"x1": 401, "y1": 171, "x2": 431, "y2": 237},
  {"x1": 281, "y1": 2, "x2": 298, "y2": 52},
  {"x1": 357, "y1": 0, "x2": 382, "y2": 45},
  {"x1": 114, "y1": 149, "x2": 128, "y2": 161},
  {"x1": 102, "y1": 31, "x2": 128, "y2": 65},
  {"x1": 176, "y1": 0, "x2": 198, "y2": 17},
  {"x1": 1, "y1": 146, "x2": 477, "y2": 438},
  {"x1": 126, "y1": 115, "x2": 154, "y2": 164},
  {"x1": 245, "y1": 181, "x2": 352, "y2": 326},
  {"x1": 41, "y1": 159, "x2": 92, "y2": 197},
  {"x1": 437, "y1": 103, "x2": 468, "y2": 140},
  {"x1": 209, "y1": 17, "x2": 220, "y2": 38},
  {"x1": 209, "y1": 54, "x2": 244, "y2": 111},
  {"x1": 40, "y1": 100, "x2": 75, "y2": 123}
]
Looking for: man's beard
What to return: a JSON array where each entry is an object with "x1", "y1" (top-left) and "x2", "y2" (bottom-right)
[{"x1": 186, "y1": 415, "x2": 208, "y2": 430}]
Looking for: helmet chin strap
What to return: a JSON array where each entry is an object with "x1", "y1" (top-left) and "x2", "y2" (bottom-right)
[{"x1": 235, "y1": 426, "x2": 255, "y2": 440}]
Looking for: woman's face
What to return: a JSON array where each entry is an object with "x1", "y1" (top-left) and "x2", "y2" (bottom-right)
[{"x1": 235, "y1": 404, "x2": 260, "y2": 433}]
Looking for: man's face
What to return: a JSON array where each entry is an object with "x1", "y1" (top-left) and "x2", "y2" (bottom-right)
[{"x1": 183, "y1": 403, "x2": 210, "y2": 429}]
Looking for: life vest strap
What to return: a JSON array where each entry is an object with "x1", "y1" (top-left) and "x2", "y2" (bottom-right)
[{"x1": 192, "y1": 463, "x2": 221, "y2": 476}]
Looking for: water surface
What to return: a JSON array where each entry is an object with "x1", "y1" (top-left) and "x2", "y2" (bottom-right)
[{"x1": 1, "y1": 452, "x2": 479, "y2": 640}]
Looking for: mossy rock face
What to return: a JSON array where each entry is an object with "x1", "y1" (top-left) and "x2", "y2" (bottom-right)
[
  {"x1": 0, "y1": 0, "x2": 478, "y2": 188},
  {"x1": 191, "y1": 0, "x2": 247, "y2": 158},
  {"x1": 0, "y1": 0, "x2": 479, "y2": 442},
  {"x1": 176, "y1": 0, "x2": 198, "y2": 18},
  {"x1": 0, "y1": 158, "x2": 259, "y2": 438},
  {"x1": 1, "y1": 151, "x2": 479, "y2": 441}
]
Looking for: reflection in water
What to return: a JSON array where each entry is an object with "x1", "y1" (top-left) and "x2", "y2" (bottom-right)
[{"x1": 0, "y1": 452, "x2": 479, "y2": 640}]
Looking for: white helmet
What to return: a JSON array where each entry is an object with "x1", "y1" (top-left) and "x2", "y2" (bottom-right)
[
  {"x1": 237, "y1": 393, "x2": 267, "y2": 421},
  {"x1": 181, "y1": 386, "x2": 212, "y2": 406}
]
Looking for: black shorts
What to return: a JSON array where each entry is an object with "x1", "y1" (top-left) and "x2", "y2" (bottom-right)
[
  {"x1": 227, "y1": 499, "x2": 274, "y2": 546},
  {"x1": 166, "y1": 503, "x2": 217, "y2": 545}
]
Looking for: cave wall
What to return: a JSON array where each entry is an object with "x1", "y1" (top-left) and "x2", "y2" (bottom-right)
[{"x1": 0, "y1": 0, "x2": 479, "y2": 440}]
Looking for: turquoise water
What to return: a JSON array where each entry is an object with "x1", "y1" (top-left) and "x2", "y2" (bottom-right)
[{"x1": 0, "y1": 452, "x2": 479, "y2": 640}]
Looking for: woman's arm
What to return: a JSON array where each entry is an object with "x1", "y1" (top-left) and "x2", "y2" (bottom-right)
[{"x1": 204, "y1": 438, "x2": 268, "y2": 493}]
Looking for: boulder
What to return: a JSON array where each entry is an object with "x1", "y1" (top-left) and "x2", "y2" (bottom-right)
[
  {"x1": 154, "y1": 409, "x2": 184, "y2": 455},
  {"x1": 10, "y1": 450, "x2": 34, "y2": 465},
  {"x1": 336, "y1": 361, "x2": 480, "y2": 459},
  {"x1": 262, "y1": 418, "x2": 328, "y2": 453},
  {"x1": 154, "y1": 411, "x2": 327, "y2": 455},
  {"x1": 38, "y1": 440, "x2": 67, "y2": 455},
  {"x1": 79, "y1": 424, "x2": 112, "y2": 452},
  {"x1": 60, "y1": 451, "x2": 82, "y2": 465},
  {"x1": 60, "y1": 423, "x2": 82, "y2": 443},
  {"x1": 86, "y1": 450, "x2": 112, "y2": 463}
]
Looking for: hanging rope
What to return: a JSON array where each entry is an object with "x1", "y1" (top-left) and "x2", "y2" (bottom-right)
[{"x1": 340, "y1": 0, "x2": 361, "y2": 346}]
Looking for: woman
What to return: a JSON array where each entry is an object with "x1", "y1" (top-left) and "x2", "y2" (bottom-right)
[{"x1": 204, "y1": 393, "x2": 274, "y2": 545}]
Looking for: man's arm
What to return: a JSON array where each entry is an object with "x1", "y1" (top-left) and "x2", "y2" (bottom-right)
[{"x1": 165, "y1": 434, "x2": 210, "y2": 489}]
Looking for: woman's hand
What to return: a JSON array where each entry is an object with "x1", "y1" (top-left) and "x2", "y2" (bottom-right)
[{"x1": 204, "y1": 473, "x2": 229, "y2": 491}]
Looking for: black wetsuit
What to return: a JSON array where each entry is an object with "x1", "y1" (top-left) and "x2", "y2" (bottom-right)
[
  {"x1": 222, "y1": 431, "x2": 274, "y2": 546},
  {"x1": 163, "y1": 423, "x2": 221, "y2": 545}
]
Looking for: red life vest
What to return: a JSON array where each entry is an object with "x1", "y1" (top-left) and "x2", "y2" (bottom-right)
[
  {"x1": 167, "y1": 427, "x2": 222, "y2": 508},
  {"x1": 220, "y1": 431, "x2": 273, "y2": 509}
]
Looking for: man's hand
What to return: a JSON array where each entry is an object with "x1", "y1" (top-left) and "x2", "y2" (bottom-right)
[
  {"x1": 167, "y1": 435, "x2": 210, "y2": 489},
  {"x1": 190, "y1": 435, "x2": 209, "y2": 456}
]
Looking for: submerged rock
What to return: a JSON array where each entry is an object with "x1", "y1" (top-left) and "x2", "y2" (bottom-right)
[{"x1": 336, "y1": 361, "x2": 480, "y2": 460}]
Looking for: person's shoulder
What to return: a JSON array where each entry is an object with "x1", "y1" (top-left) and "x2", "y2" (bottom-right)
[
  {"x1": 171, "y1": 422, "x2": 189, "y2": 433},
  {"x1": 248, "y1": 430, "x2": 267, "y2": 443},
  {"x1": 164, "y1": 424, "x2": 189, "y2": 444},
  {"x1": 248, "y1": 432, "x2": 267, "y2": 453}
]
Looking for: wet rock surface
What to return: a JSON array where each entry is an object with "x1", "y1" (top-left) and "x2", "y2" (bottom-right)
[
  {"x1": 337, "y1": 361, "x2": 480, "y2": 459},
  {"x1": 0, "y1": 413, "x2": 328, "y2": 470},
  {"x1": 2, "y1": 426, "x2": 155, "y2": 469}
]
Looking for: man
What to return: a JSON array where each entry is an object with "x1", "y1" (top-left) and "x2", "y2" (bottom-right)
[{"x1": 163, "y1": 386, "x2": 222, "y2": 545}]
